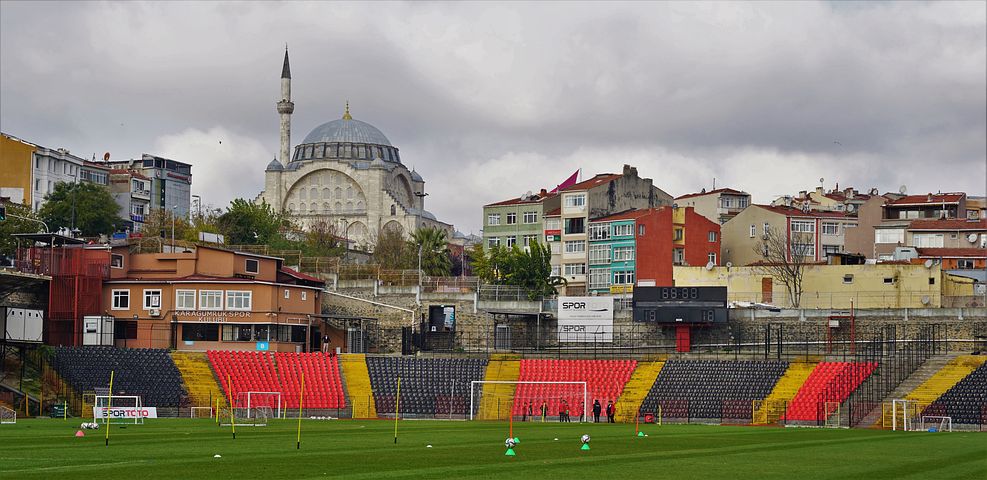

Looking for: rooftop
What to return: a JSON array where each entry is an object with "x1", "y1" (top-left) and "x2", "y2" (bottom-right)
[
  {"x1": 560, "y1": 173, "x2": 621, "y2": 191},
  {"x1": 915, "y1": 247, "x2": 987, "y2": 258},
  {"x1": 590, "y1": 208, "x2": 652, "y2": 222},
  {"x1": 485, "y1": 190, "x2": 556, "y2": 207},
  {"x1": 887, "y1": 193, "x2": 964, "y2": 206},
  {"x1": 675, "y1": 188, "x2": 749, "y2": 201},
  {"x1": 754, "y1": 204, "x2": 855, "y2": 219},
  {"x1": 908, "y1": 219, "x2": 987, "y2": 231}
]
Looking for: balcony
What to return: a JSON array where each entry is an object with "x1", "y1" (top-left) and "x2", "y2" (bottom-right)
[{"x1": 131, "y1": 189, "x2": 151, "y2": 200}]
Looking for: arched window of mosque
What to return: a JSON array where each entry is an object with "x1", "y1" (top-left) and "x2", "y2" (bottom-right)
[
  {"x1": 335, "y1": 202, "x2": 342, "y2": 211},
  {"x1": 335, "y1": 187, "x2": 343, "y2": 199},
  {"x1": 357, "y1": 201, "x2": 364, "y2": 211},
  {"x1": 288, "y1": 203, "x2": 295, "y2": 212},
  {"x1": 390, "y1": 204, "x2": 396, "y2": 216},
  {"x1": 343, "y1": 144, "x2": 351, "y2": 158},
  {"x1": 394, "y1": 150, "x2": 400, "y2": 162},
  {"x1": 347, "y1": 187, "x2": 354, "y2": 199},
  {"x1": 299, "y1": 203, "x2": 307, "y2": 213},
  {"x1": 305, "y1": 146, "x2": 314, "y2": 159},
  {"x1": 323, "y1": 202, "x2": 331, "y2": 213},
  {"x1": 299, "y1": 188, "x2": 307, "y2": 200},
  {"x1": 346, "y1": 202, "x2": 353, "y2": 211},
  {"x1": 318, "y1": 144, "x2": 326, "y2": 158},
  {"x1": 310, "y1": 187, "x2": 318, "y2": 199},
  {"x1": 322, "y1": 187, "x2": 331, "y2": 199}
]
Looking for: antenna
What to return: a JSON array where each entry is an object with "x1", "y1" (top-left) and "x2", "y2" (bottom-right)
[
  {"x1": 899, "y1": 185, "x2": 907, "y2": 195},
  {"x1": 705, "y1": 261, "x2": 715, "y2": 271},
  {"x1": 819, "y1": 177, "x2": 825, "y2": 186}
]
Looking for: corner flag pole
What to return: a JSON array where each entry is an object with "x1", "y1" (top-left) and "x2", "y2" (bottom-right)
[
  {"x1": 296, "y1": 372, "x2": 304, "y2": 449},
  {"x1": 226, "y1": 374, "x2": 236, "y2": 440},
  {"x1": 393, "y1": 377, "x2": 401, "y2": 444},
  {"x1": 105, "y1": 370, "x2": 114, "y2": 446}
]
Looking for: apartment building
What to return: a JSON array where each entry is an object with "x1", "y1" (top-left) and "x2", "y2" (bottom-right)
[
  {"x1": 674, "y1": 188, "x2": 751, "y2": 224},
  {"x1": 721, "y1": 205, "x2": 858, "y2": 266},
  {"x1": 482, "y1": 189, "x2": 560, "y2": 250}
]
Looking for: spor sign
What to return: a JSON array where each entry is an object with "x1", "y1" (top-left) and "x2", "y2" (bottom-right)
[
  {"x1": 557, "y1": 296, "x2": 613, "y2": 343},
  {"x1": 93, "y1": 407, "x2": 158, "y2": 419}
]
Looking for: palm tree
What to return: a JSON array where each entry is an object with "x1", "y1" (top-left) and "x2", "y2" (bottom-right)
[{"x1": 410, "y1": 227, "x2": 452, "y2": 276}]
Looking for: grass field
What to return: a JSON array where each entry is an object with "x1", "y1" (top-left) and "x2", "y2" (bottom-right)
[{"x1": 1, "y1": 419, "x2": 985, "y2": 479}]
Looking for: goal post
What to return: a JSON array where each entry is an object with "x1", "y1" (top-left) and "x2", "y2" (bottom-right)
[
  {"x1": 0, "y1": 405, "x2": 15, "y2": 424},
  {"x1": 220, "y1": 406, "x2": 273, "y2": 427},
  {"x1": 823, "y1": 401, "x2": 841, "y2": 428},
  {"x1": 890, "y1": 399, "x2": 922, "y2": 431},
  {"x1": 921, "y1": 416, "x2": 952, "y2": 432},
  {"x1": 469, "y1": 381, "x2": 588, "y2": 422},
  {"x1": 190, "y1": 407, "x2": 214, "y2": 419},
  {"x1": 94, "y1": 396, "x2": 143, "y2": 425},
  {"x1": 237, "y1": 392, "x2": 282, "y2": 419}
]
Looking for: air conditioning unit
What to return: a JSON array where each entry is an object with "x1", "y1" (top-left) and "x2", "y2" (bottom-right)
[{"x1": 149, "y1": 309, "x2": 160, "y2": 317}]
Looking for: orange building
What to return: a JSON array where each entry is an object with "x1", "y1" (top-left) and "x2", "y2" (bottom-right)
[{"x1": 102, "y1": 244, "x2": 325, "y2": 352}]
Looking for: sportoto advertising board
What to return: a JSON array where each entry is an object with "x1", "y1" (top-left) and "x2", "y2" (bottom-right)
[
  {"x1": 557, "y1": 296, "x2": 613, "y2": 343},
  {"x1": 93, "y1": 407, "x2": 158, "y2": 419}
]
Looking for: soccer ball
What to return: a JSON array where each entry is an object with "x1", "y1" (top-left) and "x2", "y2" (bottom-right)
[
  {"x1": 581, "y1": 434, "x2": 591, "y2": 444},
  {"x1": 505, "y1": 438, "x2": 516, "y2": 449},
  {"x1": 81, "y1": 422, "x2": 99, "y2": 430}
]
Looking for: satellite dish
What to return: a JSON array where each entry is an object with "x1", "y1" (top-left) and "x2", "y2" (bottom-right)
[
  {"x1": 899, "y1": 185, "x2": 907, "y2": 195},
  {"x1": 819, "y1": 177, "x2": 825, "y2": 184},
  {"x1": 870, "y1": 188, "x2": 879, "y2": 196},
  {"x1": 705, "y1": 261, "x2": 715, "y2": 271},
  {"x1": 846, "y1": 204, "x2": 856, "y2": 213},
  {"x1": 725, "y1": 262, "x2": 733, "y2": 268},
  {"x1": 923, "y1": 259, "x2": 933, "y2": 269},
  {"x1": 968, "y1": 233, "x2": 978, "y2": 243},
  {"x1": 103, "y1": 152, "x2": 110, "y2": 161},
  {"x1": 921, "y1": 296, "x2": 931, "y2": 306}
]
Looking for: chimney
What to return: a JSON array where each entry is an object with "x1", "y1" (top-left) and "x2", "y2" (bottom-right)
[
  {"x1": 622, "y1": 164, "x2": 637, "y2": 177},
  {"x1": 927, "y1": 193, "x2": 933, "y2": 202},
  {"x1": 539, "y1": 188, "x2": 548, "y2": 197},
  {"x1": 815, "y1": 186, "x2": 824, "y2": 195},
  {"x1": 799, "y1": 190, "x2": 807, "y2": 199}
]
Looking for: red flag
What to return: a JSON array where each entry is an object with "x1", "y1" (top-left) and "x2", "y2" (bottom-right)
[{"x1": 550, "y1": 169, "x2": 580, "y2": 193}]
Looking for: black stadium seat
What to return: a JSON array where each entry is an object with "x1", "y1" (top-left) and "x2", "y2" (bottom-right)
[
  {"x1": 52, "y1": 346, "x2": 186, "y2": 408},
  {"x1": 365, "y1": 357, "x2": 488, "y2": 417}
]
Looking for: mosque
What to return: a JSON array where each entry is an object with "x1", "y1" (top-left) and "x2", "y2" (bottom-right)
[{"x1": 256, "y1": 50, "x2": 453, "y2": 248}]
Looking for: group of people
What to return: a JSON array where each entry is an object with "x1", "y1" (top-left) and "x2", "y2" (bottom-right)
[{"x1": 519, "y1": 399, "x2": 615, "y2": 423}]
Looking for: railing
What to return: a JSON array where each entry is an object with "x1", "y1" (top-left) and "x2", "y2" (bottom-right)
[{"x1": 726, "y1": 290, "x2": 946, "y2": 309}]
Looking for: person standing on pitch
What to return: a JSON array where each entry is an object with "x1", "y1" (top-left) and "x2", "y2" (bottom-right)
[
  {"x1": 593, "y1": 399, "x2": 602, "y2": 423},
  {"x1": 522, "y1": 402, "x2": 528, "y2": 422},
  {"x1": 541, "y1": 401, "x2": 547, "y2": 422},
  {"x1": 558, "y1": 399, "x2": 566, "y2": 423},
  {"x1": 527, "y1": 402, "x2": 534, "y2": 422},
  {"x1": 565, "y1": 401, "x2": 571, "y2": 423},
  {"x1": 606, "y1": 400, "x2": 615, "y2": 423}
]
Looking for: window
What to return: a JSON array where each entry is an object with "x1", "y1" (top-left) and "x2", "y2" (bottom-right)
[
  {"x1": 143, "y1": 289, "x2": 161, "y2": 310},
  {"x1": 523, "y1": 212, "x2": 537, "y2": 223},
  {"x1": 226, "y1": 291, "x2": 252, "y2": 310},
  {"x1": 763, "y1": 222, "x2": 770, "y2": 235},
  {"x1": 588, "y1": 269, "x2": 610, "y2": 289},
  {"x1": 821, "y1": 222, "x2": 840, "y2": 235},
  {"x1": 487, "y1": 214, "x2": 501, "y2": 226},
  {"x1": 506, "y1": 236, "x2": 517, "y2": 247},
  {"x1": 929, "y1": 277, "x2": 935, "y2": 285},
  {"x1": 613, "y1": 246, "x2": 634, "y2": 262},
  {"x1": 564, "y1": 240, "x2": 586, "y2": 254},
  {"x1": 875, "y1": 228, "x2": 905, "y2": 244},
  {"x1": 522, "y1": 234, "x2": 538, "y2": 247},
  {"x1": 544, "y1": 218, "x2": 560, "y2": 230},
  {"x1": 957, "y1": 259, "x2": 974, "y2": 269},
  {"x1": 843, "y1": 274, "x2": 854, "y2": 284},
  {"x1": 791, "y1": 243, "x2": 816, "y2": 258},
  {"x1": 708, "y1": 231, "x2": 717, "y2": 242},
  {"x1": 564, "y1": 194, "x2": 586, "y2": 208},
  {"x1": 111, "y1": 254, "x2": 124, "y2": 269},
  {"x1": 114, "y1": 321, "x2": 137, "y2": 340},
  {"x1": 563, "y1": 263, "x2": 586, "y2": 276},
  {"x1": 883, "y1": 277, "x2": 895, "y2": 285},
  {"x1": 199, "y1": 290, "x2": 223, "y2": 310},
  {"x1": 488, "y1": 237, "x2": 501, "y2": 248},
  {"x1": 673, "y1": 228, "x2": 683, "y2": 241},
  {"x1": 673, "y1": 248, "x2": 685, "y2": 265},
  {"x1": 613, "y1": 270, "x2": 635, "y2": 285},
  {"x1": 182, "y1": 324, "x2": 218, "y2": 342},
  {"x1": 639, "y1": 224, "x2": 646, "y2": 236},
  {"x1": 613, "y1": 224, "x2": 634, "y2": 237},
  {"x1": 564, "y1": 217, "x2": 585, "y2": 235},
  {"x1": 750, "y1": 225, "x2": 756, "y2": 238},
  {"x1": 284, "y1": 289, "x2": 290, "y2": 299},
  {"x1": 176, "y1": 290, "x2": 196, "y2": 310},
  {"x1": 551, "y1": 265, "x2": 561, "y2": 277},
  {"x1": 222, "y1": 324, "x2": 255, "y2": 342},
  {"x1": 245, "y1": 259, "x2": 259, "y2": 274},
  {"x1": 912, "y1": 233, "x2": 944, "y2": 248},
  {"x1": 707, "y1": 253, "x2": 717, "y2": 265},
  {"x1": 301, "y1": 291, "x2": 307, "y2": 301},
  {"x1": 791, "y1": 220, "x2": 815, "y2": 233},
  {"x1": 588, "y1": 244, "x2": 611, "y2": 265},
  {"x1": 111, "y1": 289, "x2": 129, "y2": 310},
  {"x1": 550, "y1": 242, "x2": 561, "y2": 254},
  {"x1": 588, "y1": 223, "x2": 610, "y2": 240},
  {"x1": 506, "y1": 212, "x2": 517, "y2": 225},
  {"x1": 823, "y1": 245, "x2": 840, "y2": 257}
]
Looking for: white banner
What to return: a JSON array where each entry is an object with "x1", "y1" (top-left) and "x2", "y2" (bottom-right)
[
  {"x1": 93, "y1": 407, "x2": 158, "y2": 419},
  {"x1": 557, "y1": 296, "x2": 613, "y2": 343}
]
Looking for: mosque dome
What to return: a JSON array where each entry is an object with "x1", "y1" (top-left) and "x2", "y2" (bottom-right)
[{"x1": 291, "y1": 103, "x2": 401, "y2": 164}]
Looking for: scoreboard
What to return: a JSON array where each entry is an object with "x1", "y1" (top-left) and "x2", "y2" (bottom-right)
[{"x1": 632, "y1": 286, "x2": 728, "y2": 324}]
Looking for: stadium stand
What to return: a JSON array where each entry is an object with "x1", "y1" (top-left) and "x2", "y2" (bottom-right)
[
  {"x1": 52, "y1": 346, "x2": 185, "y2": 408},
  {"x1": 338, "y1": 354, "x2": 376, "y2": 418},
  {"x1": 906, "y1": 355, "x2": 987, "y2": 407},
  {"x1": 614, "y1": 359, "x2": 665, "y2": 422},
  {"x1": 753, "y1": 360, "x2": 818, "y2": 424},
  {"x1": 477, "y1": 354, "x2": 520, "y2": 420},
  {"x1": 511, "y1": 359, "x2": 637, "y2": 420},
  {"x1": 639, "y1": 360, "x2": 787, "y2": 422},
  {"x1": 171, "y1": 351, "x2": 227, "y2": 409},
  {"x1": 366, "y1": 356, "x2": 488, "y2": 417},
  {"x1": 784, "y1": 361, "x2": 878, "y2": 422},
  {"x1": 923, "y1": 361, "x2": 987, "y2": 425},
  {"x1": 207, "y1": 351, "x2": 345, "y2": 410}
]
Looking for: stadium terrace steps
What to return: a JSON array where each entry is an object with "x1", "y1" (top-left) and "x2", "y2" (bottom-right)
[
  {"x1": 784, "y1": 362, "x2": 878, "y2": 422},
  {"x1": 753, "y1": 360, "x2": 817, "y2": 424},
  {"x1": 206, "y1": 351, "x2": 345, "y2": 411},
  {"x1": 478, "y1": 354, "x2": 520, "y2": 420},
  {"x1": 171, "y1": 351, "x2": 227, "y2": 409},
  {"x1": 339, "y1": 354, "x2": 376, "y2": 418},
  {"x1": 614, "y1": 360, "x2": 665, "y2": 423},
  {"x1": 924, "y1": 362, "x2": 987, "y2": 425},
  {"x1": 862, "y1": 353, "x2": 963, "y2": 428},
  {"x1": 366, "y1": 357, "x2": 488, "y2": 418},
  {"x1": 511, "y1": 359, "x2": 637, "y2": 421},
  {"x1": 52, "y1": 346, "x2": 186, "y2": 408},
  {"x1": 907, "y1": 355, "x2": 986, "y2": 405}
]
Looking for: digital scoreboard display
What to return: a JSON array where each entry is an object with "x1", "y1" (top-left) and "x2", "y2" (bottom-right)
[{"x1": 632, "y1": 286, "x2": 728, "y2": 324}]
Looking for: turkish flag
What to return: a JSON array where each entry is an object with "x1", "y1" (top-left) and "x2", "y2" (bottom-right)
[{"x1": 549, "y1": 169, "x2": 580, "y2": 193}]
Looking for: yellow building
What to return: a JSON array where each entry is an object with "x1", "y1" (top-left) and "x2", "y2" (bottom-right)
[
  {"x1": 0, "y1": 133, "x2": 37, "y2": 205},
  {"x1": 673, "y1": 263, "x2": 943, "y2": 309}
]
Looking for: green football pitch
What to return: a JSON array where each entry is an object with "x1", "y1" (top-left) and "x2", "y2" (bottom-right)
[{"x1": 1, "y1": 419, "x2": 984, "y2": 479}]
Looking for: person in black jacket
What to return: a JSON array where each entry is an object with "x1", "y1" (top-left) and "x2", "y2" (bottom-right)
[
  {"x1": 593, "y1": 399, "x2": 602, "y2": 423},
  {"x1": 606, "y1": 400, "x2": 615, "y2": 423}
]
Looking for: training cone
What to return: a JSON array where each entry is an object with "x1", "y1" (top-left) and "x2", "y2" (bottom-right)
[
  {"x1": 513, "y1": 437, "x2": 520, "y2": 443},
  {"x1": 505, "y1": 448, "x2": 516, "y2": 456},
  {"x1": 75, "y1": 430, "x2": 85, "y2": 437},
  {"x1": 638, "y1": 431, "x2": 645, "y2": 437},
  {"x1": 581, "y1": 443, "x2": 590, "y2": 450}
]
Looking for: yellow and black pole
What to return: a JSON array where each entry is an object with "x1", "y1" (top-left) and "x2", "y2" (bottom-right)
[
  {"x1": 105, "y1": 371, "x2": 114, "y2": 447},
  {"x1": 393, "y1": 377, "x2": 401, "y2": 444},
  {"x1": 227, "y1": 374, "x2": 236, "y2": 440},
  {"x1": 296, "y1": 372, "x2": 305, "y2": 449}
]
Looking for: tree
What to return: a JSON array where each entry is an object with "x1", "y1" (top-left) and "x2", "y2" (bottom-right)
[
  {"x1": 303, "y1": 220, "x2": 346, "y2": 257},
  {"x1": 410, "y1": 227, "x2": 452, "y2": 276},
  {"x1": 0, "y1": 201, "x2": 45, "y2": 257},
  {"x1": 505, "y1": 240, "x2": 566, "y2": 299},
  {"x1": 216, "y1": 199, "x2": 290, "y2": 245},
  {"x1": 754, "y1": 225, "x2": 813, "y2": 308},
  {"x1": 371, "y1": 226, "x2": 414, "y2": 269},
  {"x1": 38, "y1": 181, "x2": 124, "y2": 236}
]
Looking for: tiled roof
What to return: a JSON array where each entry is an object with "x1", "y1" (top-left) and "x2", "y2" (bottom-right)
[
  {"x1": 916, "y1": 248, "x2": 987, "y2": 258},
  {"x1": 109, "y1": 168, "x2": 151, "y2": 181},
  {"x1": 888, "y1": 193, "x2": 964, "y2": 206},
  {"x1": 908, "y1": 219, "x2": 987, "y2": 231},
  {"x1": 485, "y1": 192, "x2": 556, "y2": 207},
  {"x1": 560, "y1": 174, "x2": 621, "y2": 191},
  {"x1": 280, "y1": 266, "x2": 325, "y2": 285},
  {"x1": 754, "y1": 205, "x2": 855, "y2": 219},
  {"x1": 675, "y1": 188, "x2": 748, "y2": 201},
  {"x1": 544, "y1": 208, "x2": 561, "y2": 217}
]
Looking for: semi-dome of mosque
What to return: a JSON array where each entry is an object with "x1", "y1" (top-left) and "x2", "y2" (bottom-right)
[{"x1": 290, "y1": 104, "x2": 401, "y2": 164}]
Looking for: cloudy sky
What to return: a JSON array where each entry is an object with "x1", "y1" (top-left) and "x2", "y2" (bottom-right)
[{"x1": 2, "y1": 1, "x2": 985, "y2": 234}]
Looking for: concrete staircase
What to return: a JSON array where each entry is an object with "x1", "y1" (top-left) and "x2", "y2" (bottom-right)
[
  {"x1": 339, "y1": 354, "x2": 376, "y2": 419},
  {"x1": 753, "y1": 360, "x2": 818, "y2": 424},
  {"x1": 859, "y1": 353, "x2": 971, "y2": 428},
  {"x1": 477, "y1": 354, "x2": 520, "y2": 420},
  {"x1": 615, "y1": 359, "x2": 665, "y2": 423},
  {"x1": 171, "y1": 351, "x2": 227, "y2": 410}
]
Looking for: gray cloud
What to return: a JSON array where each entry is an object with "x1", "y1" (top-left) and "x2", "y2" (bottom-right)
[{"x1": 2, "y1": 1, "x2": 984, "y2": 234}]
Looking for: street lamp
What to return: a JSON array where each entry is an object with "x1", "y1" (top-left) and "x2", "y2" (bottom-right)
[{"x1": 171, "y1": 205, "x2": 178, "y2": 253}]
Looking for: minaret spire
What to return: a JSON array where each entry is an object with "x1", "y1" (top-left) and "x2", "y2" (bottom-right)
[
  {"x1": 281, "y1": 45, "x2": 291, "y2": 79},
  {"x1": 276, "y1": 47, "x2": 295, "y2": 166}
]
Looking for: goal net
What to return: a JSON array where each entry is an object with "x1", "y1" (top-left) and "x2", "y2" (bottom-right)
[
  {"x1": 921, "y1": 416, "x2": 952, "y2": 432},
  {"x1": 469, "y1": 381, "x2": 588, "y2": 422},
  {"x1": 190, "y1": 407, "x2": 214, "y2": 419},
  {"x1": 220, "y1": 406, "x2": 273, "y2": 427},
  {"x1": 236, "y1": 392, "x2": 282, "y2": 419},
  {"x1": 823, "y1": 401, "x2": 841, "y2": 428},
  {"x1": 94, "y1": 395, "x2": 144, "y2": 425},
  {"x1": 0, "y1": 406, "x2": 15, "y2": 424},
  {"x1": 887, "y1": 399, "x2": 923, "y2": 431}
]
